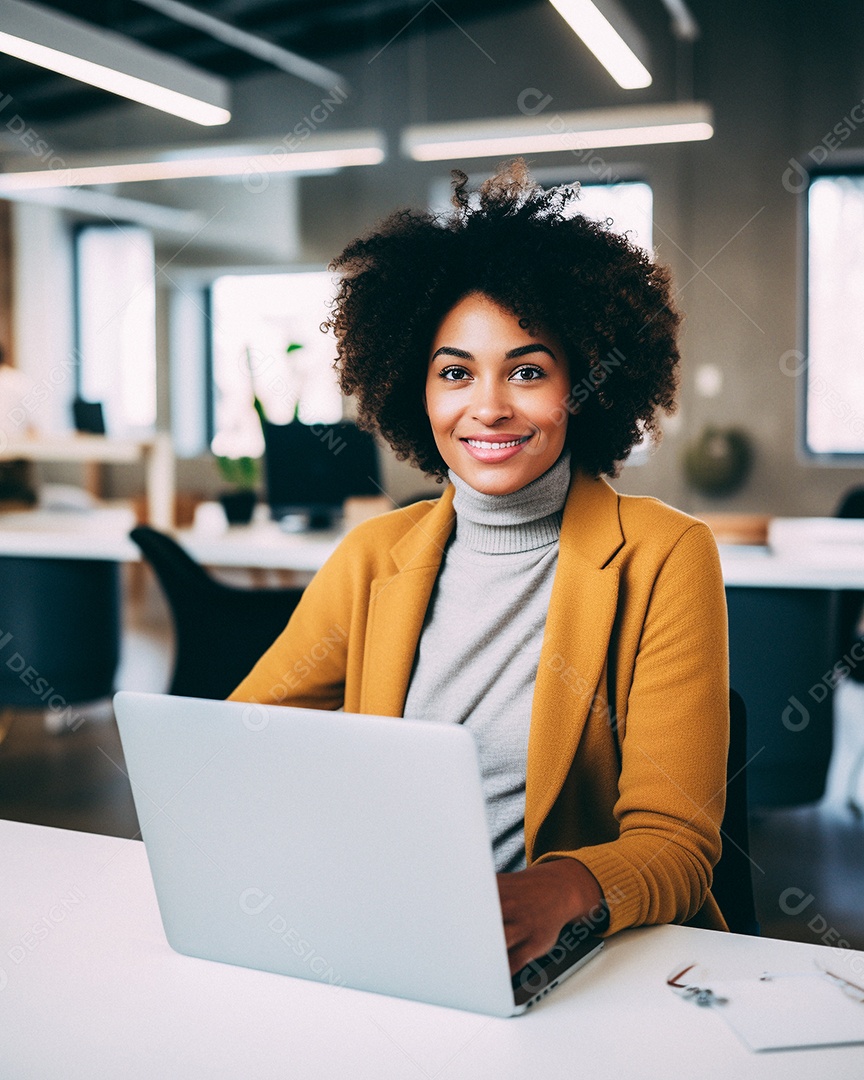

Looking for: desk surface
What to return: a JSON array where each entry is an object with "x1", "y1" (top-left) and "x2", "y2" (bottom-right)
[
  {"x1": 2, "y1": 507, "x2": 864, "y2": 587},
  {"x1": 177, "y1": 519, "x2": 344, "y2": 572},
  {"x1": 0, "y1": 433, "x2": 156, "y2": 463},
  {"x1": 718, "y1": 544, "x2": 864, "y2": 588},
  {"x1": 2, "y1": 818, "x2": 863, "y2": 1079},
  {"x1": 0, "y1": 506, "x2": 141, "y2": 561}
]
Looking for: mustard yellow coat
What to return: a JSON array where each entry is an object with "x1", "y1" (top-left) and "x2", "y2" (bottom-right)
[{"x1": 229, "y1": 470, "x2": 730, "y2": 934}]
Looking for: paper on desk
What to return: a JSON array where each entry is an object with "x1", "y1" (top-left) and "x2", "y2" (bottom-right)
[{"x1": 710, "y1": 975, "x2": 864, "y2": 1052}]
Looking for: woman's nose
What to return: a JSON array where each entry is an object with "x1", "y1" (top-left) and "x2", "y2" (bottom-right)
[{"x1": 471, "y1": 379, "x2": 513, "y2": 425}]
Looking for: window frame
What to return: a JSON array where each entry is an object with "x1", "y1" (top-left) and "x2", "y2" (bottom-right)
[
  {"x1": 800, "y1": 163, "x2": 864, "y2": 465},
  {"x1": 164, "y1": 263, "x2": 339, "y2": 458}
]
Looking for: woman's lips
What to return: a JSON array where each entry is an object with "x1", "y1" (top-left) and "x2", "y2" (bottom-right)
[{"x1": 460, "y1": 434, "x2": 532, "y2": 463}]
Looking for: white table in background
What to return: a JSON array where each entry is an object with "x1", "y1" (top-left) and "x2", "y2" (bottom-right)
[
  {"x1": 0, "y1": 505, "x2": 141, "y2": 561},
  {"x1": 3, "y1": 505, "x2": 864, "y2": 586},
  {"x1": 176, "y1": 517, "x2": 343, "y2": 573},
  {"x1": 0, "y1": 509, "x2": 343, "y2": 570},
  {"x1": 2, "y1": 818, "x2": 863, "y2": 1080},
  {"x1": 0, "y1": 433, "x2": 175, "y2": 530}
]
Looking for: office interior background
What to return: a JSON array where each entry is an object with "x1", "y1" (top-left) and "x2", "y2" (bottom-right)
[{"x1": 1, "y1": 0, "x2": 864, "y2": 950}]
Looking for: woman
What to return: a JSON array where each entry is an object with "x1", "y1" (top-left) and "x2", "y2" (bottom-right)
[{"x1": 230, "y1": 161, "x2": 730, "y2": 975}]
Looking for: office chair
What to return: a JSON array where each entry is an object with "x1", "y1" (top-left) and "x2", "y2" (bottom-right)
[
  {"x1": 130, "y1": 526, "x2": 304, "y2": 700},
  {"x1": 711, "y1": 688, "x2": 760, "y2": 936},
  {"x1": 0, "y1": 555, "x2": 121, "y2": 744}
]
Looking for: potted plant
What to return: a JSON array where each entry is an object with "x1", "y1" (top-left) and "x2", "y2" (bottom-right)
[{"x1": 215, "y1": 454, "x2": 259, "y2": 524}]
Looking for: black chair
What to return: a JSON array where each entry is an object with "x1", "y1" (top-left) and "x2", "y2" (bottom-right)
[
  {"x1": 711, "y1": 689, "x2": 759, "y2": 936},
  {"x1": 130, "y1": 526, "x2": 304, "y2": 700},
  {"x1": 0, "y1": 555, "x2": 121, "y2": 741}
]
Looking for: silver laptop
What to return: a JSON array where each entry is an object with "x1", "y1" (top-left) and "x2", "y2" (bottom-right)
[{"x1": 113, "y1": 691, "x2": 603, "y2": 1017}]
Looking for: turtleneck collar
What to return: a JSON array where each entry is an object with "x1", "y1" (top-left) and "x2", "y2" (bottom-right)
[{"x1": 449, "y1": 451, "x2": 571, "y2": 555}]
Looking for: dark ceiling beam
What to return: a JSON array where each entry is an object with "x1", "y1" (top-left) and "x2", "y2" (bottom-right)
[
  {"x1": 0, "y1": 0, "x2": 535, "y2": 121},
  {"x1": 130, "y1": 0, "x2": 348, "y2": 89}
]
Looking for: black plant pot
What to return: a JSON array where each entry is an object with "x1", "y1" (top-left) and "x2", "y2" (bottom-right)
[{"x1": 219, "y1": 489, "x2": 257, "y2": 525}]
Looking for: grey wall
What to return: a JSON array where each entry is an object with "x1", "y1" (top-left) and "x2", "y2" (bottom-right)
[{"x1": 18, "y1": 0, "x2": 864, "y2": 514}]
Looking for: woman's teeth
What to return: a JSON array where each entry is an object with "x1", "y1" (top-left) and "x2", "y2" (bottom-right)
[{"x1": 465, "y1": 437, "x2": 528, "y2": 449}]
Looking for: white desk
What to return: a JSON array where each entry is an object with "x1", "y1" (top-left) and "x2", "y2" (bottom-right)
[
  {"x1": 174, "y1": 532, "x2": 864, "y2": 586},
  {"x1": 0, "y1": 506, "x2": 141, "y2": 561},
  {"x1": 0, "y1": 503, "x2": 344, "y2": 569},
  {"x1": 719, "y1": 545, "x2": 864, "y2": 589},
  {"x1": 2, "y1": 818, "x2": 863, "y2": 1079},
  {"x1": 2, "y1": 525, "x2": 863, "y2": 586},
  {"x1": 177, "y1": 519, "x2": 343, "y2": 573},
  {"x1": 1, "y1": 503, "x2": 864, "y2": 586},
  {"x1": 0, "y1": 512, "x2": 342, "y2": 568},
  {"x1": 0, "y1": 433, "x2": 176, "y2": 530}
]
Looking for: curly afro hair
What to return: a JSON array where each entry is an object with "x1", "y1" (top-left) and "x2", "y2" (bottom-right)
[{"x1": 329, "y1": 159, "x2": 681, "y2": 479}]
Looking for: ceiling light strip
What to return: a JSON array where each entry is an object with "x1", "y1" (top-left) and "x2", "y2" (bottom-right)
[
  {"x1": 402, "y1": 102, "x2": 713, "y2": 161},
  {"x1": 0, "y1": 144, "x2": 385, "y2": 190},
  {"x1": 549, "y1": 0, "x2": 652, "y2": 89},
  {"x1": 407, "y1": 123, "x2": 712, "y2": 161},
  {"x1": 0, "y1": 0, "x2": 230, "y2": 125}
]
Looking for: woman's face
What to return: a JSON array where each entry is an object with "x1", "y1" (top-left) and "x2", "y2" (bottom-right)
[{"x1": 424, "y1": 292, "x2": 572, "y2": 496}]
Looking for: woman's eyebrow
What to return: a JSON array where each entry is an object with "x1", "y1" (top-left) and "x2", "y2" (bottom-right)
[
  {"x1": 430, "y1": 346, "x2": 473, "y2": 360},
  {"x1": 430, "y1": 343, "x2": 557, "y2": 361},
  {"x1": 505, "y1": 344, "x2": 557, "y2": 360}
]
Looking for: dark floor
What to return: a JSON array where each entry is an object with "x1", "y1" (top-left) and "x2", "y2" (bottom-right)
[
  {"x1": 2, "y1": 580, "x2": 864, "y2": 951},
  {"x1": 0, "y1": 705, "x2": 139, "y2": 838},
  {"x1": 748, "y1": 686, "x2": 864, "y2": 950}
]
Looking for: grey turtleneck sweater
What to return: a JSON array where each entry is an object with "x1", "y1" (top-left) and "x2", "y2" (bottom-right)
[{"x1": 403, "y1": 452, "x2": 571, "y2": 873}]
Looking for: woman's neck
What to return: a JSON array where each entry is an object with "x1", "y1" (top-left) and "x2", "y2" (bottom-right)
[{"x1": 448, "y1": 451, "x2": 571, "y2": 554}]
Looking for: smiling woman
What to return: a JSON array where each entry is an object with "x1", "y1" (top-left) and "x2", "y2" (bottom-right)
[
  {"x1": 229, "y1": 160, "x2": 730, "y2": 977},
  {"x1": 424, "y1": 293, "x2": 572, "y2": 495}
]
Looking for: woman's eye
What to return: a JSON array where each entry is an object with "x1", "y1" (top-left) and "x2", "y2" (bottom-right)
[
  {"x1": 511, "y1": 365, "x2": 546, "y2": 382},
  {"x1": 439, "y1": 366, "x2": 471, "y2": 382}
]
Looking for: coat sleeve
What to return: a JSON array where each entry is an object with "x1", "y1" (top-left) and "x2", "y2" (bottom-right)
[
  {"x1": 538, "y1": 521, "x2": 730, "y2": 934},
  {"x1": 226, "y1": 532, "x2": 362, "y2": 710}
]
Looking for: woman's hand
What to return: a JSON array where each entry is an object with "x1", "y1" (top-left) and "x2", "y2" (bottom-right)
[{"x1": 496, "y1": 858, "x2": 605, "y2": 975}]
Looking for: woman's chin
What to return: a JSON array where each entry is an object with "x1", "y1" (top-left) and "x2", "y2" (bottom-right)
[{"x1": 448, "y1": 461, "x2": 537, "y2": 496}]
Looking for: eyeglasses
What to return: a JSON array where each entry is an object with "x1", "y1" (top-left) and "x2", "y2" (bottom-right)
[
  {"x1": 666, "y1": 963, "x2": 728, "y2": 1008},
  {"x1": 668, "y1": 959, "x2": 864, "y2": 1009},
  {"x1": 760, "y1": 963, "x2": 864, "y2": 1003}
]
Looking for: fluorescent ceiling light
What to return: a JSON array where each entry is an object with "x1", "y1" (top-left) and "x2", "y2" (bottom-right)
[
  {"x1": 8, "y1": 187, "x2": 204, "y2": 233},
  {"x1": 403, "y1": 102, "x2": 713, "y2": 161},
  {"x1": 0, "y1": 0, "x2": 230, "y2": 125},
  {"x1": 549, "y1": 0, "x2": 652, "y2": 89},
  {"x1": 0, "y1": 131, "x2": 386, "y2": 191}
]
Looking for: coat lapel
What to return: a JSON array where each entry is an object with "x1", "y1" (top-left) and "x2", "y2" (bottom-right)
[
  {"x1": 360, "y1": 489, "x2": 456, "y2": 717},
  {"x1": 525, "y1": 472, "x2": 624, "y2": 861},
  {"x1": 358, "y1": 471, "x2": 625, "y2": 862}
]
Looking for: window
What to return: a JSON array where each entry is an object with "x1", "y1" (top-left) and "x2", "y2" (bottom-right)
[
  {"x1": 75, "y1": 224, "x2": 157, "y2": 434},
  {"x1": 429, "y1": 176, "x2": 653, "y2": 251},
  {"x1": 209, "y1": 271, "x2": 342, "y2": 459},
  {"x1": 564, "y1": 182, "x2": 654, "y2": 463},
  {"x1": 805, "y1": 171, "x2": 864, "y2": 456},
  {"x1": 562, "y1": 180, "x2": 653, "y2": 252}
]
